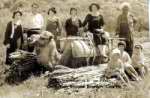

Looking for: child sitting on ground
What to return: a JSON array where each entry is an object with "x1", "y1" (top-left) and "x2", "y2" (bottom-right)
[
  {"x1": 105, "y1": 51, "x2": 131, "y2": 87},
  {"x1": 114, "y1": 41, "x2": 140, "y2": 81},
  {"x1": 132, "y1": 44, "x2": 148, "y2": 78}
]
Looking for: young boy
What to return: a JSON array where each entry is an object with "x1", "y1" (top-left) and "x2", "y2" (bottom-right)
[{"x1": 132, "y1": 44, "x2": 148, "y2": 78}]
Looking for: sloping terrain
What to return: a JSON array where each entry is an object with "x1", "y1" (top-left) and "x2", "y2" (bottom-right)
[{"x1": 0, "y1": 0, "x2": 149, "y2": 98}]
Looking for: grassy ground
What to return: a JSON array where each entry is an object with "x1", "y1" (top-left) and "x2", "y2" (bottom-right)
[
  {"x1": 0, "y1": 68, "x2": 150, "y2": 98},
  {"x1": 0, "y1": 0, "x2": 149, "y2": 98}
]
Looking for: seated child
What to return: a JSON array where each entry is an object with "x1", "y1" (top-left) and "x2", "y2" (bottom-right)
[
  {"x1": 105, "y1": 51, "x2": 131, "y2": 87},
  {"x1": 115, "y1": 41, "x2": 140, "y2": 81},
  {"x1": 132, "y1": 44, "x2": 148, "y2": 78}
]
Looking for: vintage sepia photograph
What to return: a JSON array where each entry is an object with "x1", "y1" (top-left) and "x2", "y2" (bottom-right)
[{"x1": 0, "y1": 0, "x2": 149, "y2": 98}]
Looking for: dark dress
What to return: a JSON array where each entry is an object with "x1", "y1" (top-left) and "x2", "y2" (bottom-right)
[
  {"x1": 65, "y1": 18, "x2": 82, "y2": 36},
  {"x1": 3, "y1": 21, "x2": 23, "y2": 65},
  {"x1": 82, "y1": 14, "x2": 105, "y2": 46},
  {"x1": 46, "y1": 18, "x2": 61, "y2": 38},
  {"x1": 46, "y1": 18, "x2": 62, "y2": 51}
]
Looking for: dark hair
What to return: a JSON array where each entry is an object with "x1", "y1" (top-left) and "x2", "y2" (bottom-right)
[
  {"x1": 32, "y1": 3, "x2": 39, "y2": 8},
  {"x1": 12, "y1": 11, "x2": 23, "y2": 19},
  {"x1": 135, "y1": 45, "x2": 143, "y2": 50},
  {"x1": 118, "y1": 41, "x2": 126, "y2": 48},
  {"x1": 70, "y1": 7, "x2": 77, "y2": 15},
  {"x1": 89, "y1": 3, "x2": 100, "y2": 12},
  {"x1": 48, "y1": 7, "x2": 57, "y2": 15}
]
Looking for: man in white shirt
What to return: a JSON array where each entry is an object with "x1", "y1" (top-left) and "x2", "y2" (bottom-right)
[{"x1": 24, "y1": 3, "x2": 44, "y2": 52}]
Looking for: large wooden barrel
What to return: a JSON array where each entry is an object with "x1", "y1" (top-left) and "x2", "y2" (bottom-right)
[{"x1": 59, "y1": 36, "x2": 96, "y2": 58}]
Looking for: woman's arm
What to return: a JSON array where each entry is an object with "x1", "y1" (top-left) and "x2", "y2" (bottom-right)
[
  {"x1": 64, "y1": 19, "x2": 70, "y2": 36},
  {"x1": 82, "y1": 14, "x2": 90, "y2": 27},
  {"x1": 57, "y1": 18, "x2": 62, "y2": 34},
  {"x1": 125, "y1": 52, "x2": 132, "y2": 64},
  {"x1": 78, "y1": 19, "x2": 84, "y2": 36},
  {"x1": 20, "y1": 25, "x2": 24, "y2": 48},
  {"x1": 100, "y1": 15, "x2": 105, "y2": 27},
  {"x1": 3, "y1": 22, "x2": 11, "y2": 45}
]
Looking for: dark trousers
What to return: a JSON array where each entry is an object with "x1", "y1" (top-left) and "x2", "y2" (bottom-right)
[{"x1": 125, "y1": 40, "x2": 133, "y2": 57}]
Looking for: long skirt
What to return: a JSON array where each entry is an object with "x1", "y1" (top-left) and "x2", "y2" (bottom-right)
[{"x1": 5, "y1": 40, "x2": 18, "y2": 65}]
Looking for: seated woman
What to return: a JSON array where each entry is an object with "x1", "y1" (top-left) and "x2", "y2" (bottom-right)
[
  {"x1": 3, "y1": 11, "x2": 24, "y2": 65},
  {"x1": 105, "y1": 51, "x2": 131, "y2": 87},
  {"x1": 65, "y1": 7, "x2": 82, "y2": 36},
  {"x1": 132, "y1": 44, "x2": 148, "y2": 78},
  {"x1": 82, "y1": 3, "x2": 108, "y2": 64},
  {"x1": 114, "y1": 41, "x2": 139, "y2": 81}
]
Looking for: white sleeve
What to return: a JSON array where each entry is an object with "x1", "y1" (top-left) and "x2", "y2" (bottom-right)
[
  {"x1": 126, "y1": 52, "x2": 132, "y2": 64},
  {"x1": 36, "y1": 14, "x2": 44, "y2": 28},
  {"x1": 39, "y1": 14, "x2": 44, "y2": 28},
  {"x1": 140, "y1": 53, "x2": 145, "y2": 65}
]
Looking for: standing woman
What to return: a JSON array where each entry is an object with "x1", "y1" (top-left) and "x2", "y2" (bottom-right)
[
  {"x1": 116, "y1": 2, "x2": 134, "y2": 56},
  {"x1": 46, "y1": 7, "x2": 62, "y2": 50},
  {"x1": 82, "y1": 3, "x2": 105, "y2": 64},
  {"x1": 46, "y1": 7, "x2": 62, "y2": 40},
  {"x1": 61, "y1": 8, "x2": 83, "y2": 67},
  {"x1": 3, "y1": 11, "x2": 24, "y2": 65},
  {"x1": 65, "y1": 8, "x2": 82, "y2": 36}
]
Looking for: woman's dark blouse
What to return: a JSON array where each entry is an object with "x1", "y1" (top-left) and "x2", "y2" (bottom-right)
[
  {"x1": 82, "y1": 14, "x2": 104, "y2": 33},
  {"x1": 65, "y1": 18, "x2": 82, "y2": 36},
  {"x1": 82, "y1": 14, "x2": 105, "y2": 46},
  {"x1": 3, "y1": 21, "x2": 23, "y2": 46}
]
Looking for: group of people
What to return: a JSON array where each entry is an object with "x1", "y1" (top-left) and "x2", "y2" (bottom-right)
[
  {"x1": 105, "y1": 41, "x2": 148, "y2": 87},
  {"x1": 3, "y1": 2, "x2": 107, "y2": 65},
  {"x1": 3, "y1": 2, "x2": 148, "y2": 85}
]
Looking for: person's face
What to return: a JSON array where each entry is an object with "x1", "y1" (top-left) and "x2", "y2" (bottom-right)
[
  {"x1": 48, "y1": 10, "x2": 55, "y2": 16},
  {"x1": 91, "y1": 5, "x2": 98, "y2": 12},
  {"x1": 14, "y1": 13, "x2": 21, "y2": 20},
  {"x1": 71, "y1": 10, "x2": 77, "y2": 16},
  {"x1": 134, "y1": 47, "x2": 141, "y2": 54},
  {"x1": 118, "y1": 45, "x2": 125, "y2": 52},
  {"x1": 32, "y1": 5, "x2": 38, "y2": 14},
  {"x1": 122, "y1": 6, "x2": 129, "y2": 15}
]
